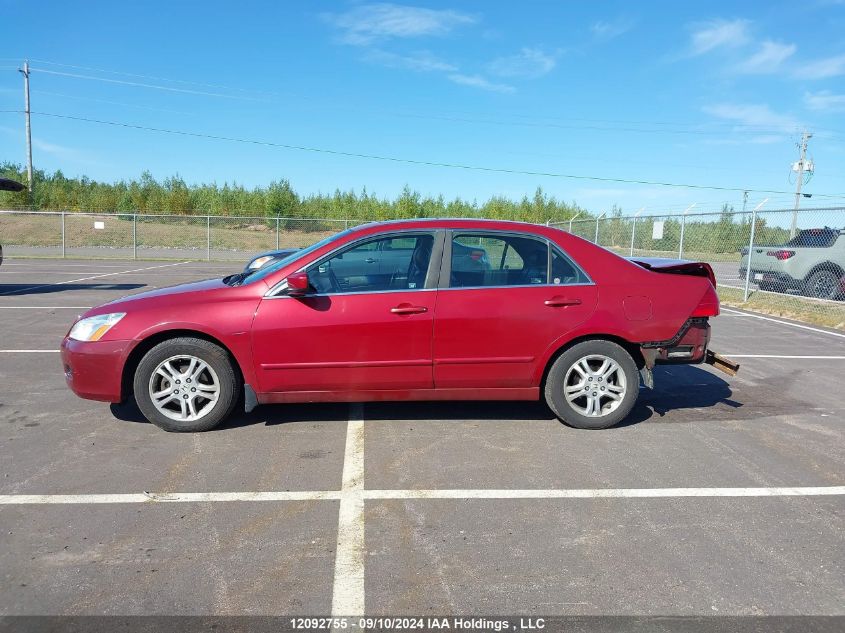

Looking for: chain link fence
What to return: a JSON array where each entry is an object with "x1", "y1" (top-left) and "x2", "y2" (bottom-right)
[
  {"x1": 0, "y1": 211, "x2": 361, "y2": 261},
  {"x1": 1, "y1": 207, "x2": 843, "y2": 329},
  {"x1": 553, "y1": 206, "x2": 845, "y2": 330}
]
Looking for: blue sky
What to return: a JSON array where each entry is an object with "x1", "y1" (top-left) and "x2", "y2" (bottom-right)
[{"x1": 2, "y1": 0, "x2": 845, "y2": 215}]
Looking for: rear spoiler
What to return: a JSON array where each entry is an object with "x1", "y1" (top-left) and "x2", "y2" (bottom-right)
[{"x1": 628, "y1": 257, "x2": 717, "y2": 287}]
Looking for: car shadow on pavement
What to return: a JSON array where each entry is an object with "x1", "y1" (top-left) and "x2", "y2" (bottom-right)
[
  {"x1": 0, "y1": 283, "x2": 145, "y2": 296},
  {"x1": 619, "y1": 365, "x2": 740, "y2": 426},
  {"x1": 111, "y1": 365, "x2": 742, "y2": 430}
]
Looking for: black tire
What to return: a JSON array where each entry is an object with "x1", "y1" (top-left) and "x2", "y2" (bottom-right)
[
  {"x1": 544, "y1": 339, "x2": 639, "y2": 430},
  {"x1": 133, "y1": 337, "x2": 240, "y2": 432},
  {"x1": 803, "y1": 267, "x2": 842, "y2": 300}
]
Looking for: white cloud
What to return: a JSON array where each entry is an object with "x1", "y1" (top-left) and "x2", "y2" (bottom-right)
[
  {"x1": 702, "y1": 103, "x2": 801, "y2": 134},
  {"x1": 591, "y1": 18, "x2": 634, "y2": 40},
  {"x1": 32, "y1": 138, "x2": 79, "y2": 158},
  {"x1": 689, "y1": 19, "x2": 750, "y2": 55},
  {"x1": 322, "y1": 3, "x2": 476, "y2": 46},
  {"x1": 363, "y1": 49, "x2": 457, "y2": 72},
  {"x1": 447, "y1": 73, "x2": 515, "y2": 93},
  {"x1": 800, "y1": 53, "x2": 845, "y2": 79},
  {"x1": 804, "y1": 90, "x2": 845, "y2": 111},
  {"x1": 737, "y1": 40, "x2": 796, "y2": 73},
  {"x1": 487, "y1": 48, "x2": 558, "y2": 79}
]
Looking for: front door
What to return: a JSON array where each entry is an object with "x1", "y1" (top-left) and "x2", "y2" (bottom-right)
[{"x1": 251, "y1": 232, "x2": 440, "y2": 393}]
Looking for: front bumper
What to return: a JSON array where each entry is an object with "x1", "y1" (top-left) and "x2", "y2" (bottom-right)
[{"x1": 60, "y1": 337, "x2": 130, "y2": 402}]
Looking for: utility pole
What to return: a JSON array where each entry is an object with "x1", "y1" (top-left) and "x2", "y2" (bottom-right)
[
  {"x1": 18, "y1": 60, "x2": 34, "y2": 198},
  {"x1": 790, "y1": 131, "x2": 812, "y2": 239}
]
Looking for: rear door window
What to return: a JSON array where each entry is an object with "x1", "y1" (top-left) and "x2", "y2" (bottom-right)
[{"x1": 450, "y1": 233, "x2": 548, "y2": 287}]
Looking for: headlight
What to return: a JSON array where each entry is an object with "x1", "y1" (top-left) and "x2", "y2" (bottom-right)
[
  {"x1": 68, "y1": 313, "x2": 126, "y2": 342},
  {"x1": 248, "y1": 255, "x2": 275, "y2": 270}
]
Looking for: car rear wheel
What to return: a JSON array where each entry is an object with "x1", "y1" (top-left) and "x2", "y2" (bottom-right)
[
  {"x1": 803, "y1": 268, "x2": 841, "y2": 300},
  {"x1": 544, "y1": 340, "x2": 639, "y2": 430},
  {"x1": 133, "y1": 337, "x2": 240, "y2": 432}
]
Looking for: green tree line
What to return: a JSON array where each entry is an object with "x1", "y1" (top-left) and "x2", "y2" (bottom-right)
[
  {"x1": 0, "y1": 162, "x2": 586, "y2": 224},
  {"x1": 1, "y1": 162, "x2": 796, "y2": 252}
]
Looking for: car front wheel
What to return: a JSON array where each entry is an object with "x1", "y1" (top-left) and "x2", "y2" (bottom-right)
[
  {"x1": 544, "y1": 340, "x2": 639, "y2": 429},
  {"x1": 133, "y1": 337, "x2": 240, "y2": 432}
]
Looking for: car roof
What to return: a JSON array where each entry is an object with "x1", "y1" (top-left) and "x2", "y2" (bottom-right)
[{"x1": 349, "y1": 217, "x2": 557, "y2": 233}]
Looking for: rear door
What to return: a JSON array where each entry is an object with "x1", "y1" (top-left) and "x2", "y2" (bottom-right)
[{"x1": 432, "y1": 231, "x2": 598, "y2": 389}]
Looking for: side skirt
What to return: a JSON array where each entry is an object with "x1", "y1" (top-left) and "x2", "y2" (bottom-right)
[{"x1": 257, "y1": 387, "x2": 539, "y2": 405}]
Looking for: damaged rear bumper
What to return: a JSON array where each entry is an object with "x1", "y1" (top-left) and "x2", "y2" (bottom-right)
[{"x1": 638, "y1": 318, "x2": 740, "y2": 387}]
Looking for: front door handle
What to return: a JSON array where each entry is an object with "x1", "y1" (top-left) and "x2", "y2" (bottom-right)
[
  {"x1": 545, "y1": 296, "x2": 582, "y2": 307},
  {"x1": 365, "y1": 257, "x2": 377, "y2": 264},
  {"x1": 390, "y1": 304, "x2": 428, "y2": 315}
]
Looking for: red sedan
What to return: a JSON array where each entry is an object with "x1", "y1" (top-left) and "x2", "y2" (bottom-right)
[{"x1": 61, "y1": 219, "x2": 735, "y2": 432}]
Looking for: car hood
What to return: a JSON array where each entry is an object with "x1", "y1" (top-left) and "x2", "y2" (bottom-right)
[
  {"x1": 83, "y1": 277, "x2": 266, "y2": 316},
  {"x1": 106, "y1": 278, "x2": 229, "y2": 304}
]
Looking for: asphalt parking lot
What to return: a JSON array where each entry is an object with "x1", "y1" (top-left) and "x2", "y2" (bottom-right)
[{"x1": 0, "y1": 258, "x2": 843, "y2": 617}]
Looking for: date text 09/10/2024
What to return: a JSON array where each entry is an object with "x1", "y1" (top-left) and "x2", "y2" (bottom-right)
[{"x1": 288, "y1": 617, "x2": 546, "y2": 630}]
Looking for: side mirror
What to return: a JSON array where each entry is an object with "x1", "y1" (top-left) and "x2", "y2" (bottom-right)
[{"x1": 286, "y1": 272, "x2": 311, "y2": 297}]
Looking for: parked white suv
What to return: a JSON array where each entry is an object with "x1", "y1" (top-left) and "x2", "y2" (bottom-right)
[{"x1": 739, "y1": 227, "x2": 845, "y2": 300}]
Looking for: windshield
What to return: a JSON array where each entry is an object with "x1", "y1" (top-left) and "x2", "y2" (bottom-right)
[{"x1": 240, "y1": 228, "x2": 356, "y2": 285}]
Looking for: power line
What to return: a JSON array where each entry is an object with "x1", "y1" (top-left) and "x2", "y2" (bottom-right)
[
  {"x1": 29, "y1": 69, "x2": 263, "y2": 101},
  {"x1": 31, "y1": 89, "x2": 194, "y2": 115},
  {"x1": 4, "y1": 108, "x2": 842, "y2": 199},
  {"x1": 28, "y1": 58, "x2": 275, "y2": 96},
  {"x1": 20, "y1": 59, "x2": 845, "y2": 140}
]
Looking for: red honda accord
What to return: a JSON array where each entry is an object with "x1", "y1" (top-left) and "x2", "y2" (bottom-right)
[{"x1": 61, "y1": 219, "x2": 736, "y2": 432}]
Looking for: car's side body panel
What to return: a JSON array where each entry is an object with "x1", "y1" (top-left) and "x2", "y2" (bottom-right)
[{"x1": 61, "y1": 218, "x2": 722, "y2": 411}]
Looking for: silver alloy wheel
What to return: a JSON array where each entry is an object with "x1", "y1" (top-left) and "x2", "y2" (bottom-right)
[
  {"x1": 562, "y1": 354, "x2": 627, "y2": 417},
  {"x1": 148, "y1": 354, "x2": 220, "y2": 422}
]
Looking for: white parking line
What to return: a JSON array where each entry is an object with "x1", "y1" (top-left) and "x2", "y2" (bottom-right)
[
  {"x1": 0, "y1": 306, "x2": 91, "y2": 309},
  {"x1": 724, "y1": 355, "x2": 845, "y2": 359},
  {"x1": 0, "y1": 491, "x2": 342, "y2": 504},
  {"x1": 721, "y1": 308, "x2": 845, "y2": 339},
  {"x1": 364, "y1": 486, "x2": 845, "y2": 499},
  {"x1": 331, "y1": 403, "x2": 366, "y2": 617},
  {"x1": 0, "y1": 261, "x2": 188, "y2": 296},
  {"x1": 1, "y1": 486, "x2": 842, "y2": 506},
  {"x1": 0, "y1": 349, "x2": 60, "y2": 353}
]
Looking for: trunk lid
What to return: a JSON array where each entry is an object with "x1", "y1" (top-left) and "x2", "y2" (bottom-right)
[{"x1": 627, "y1": 257, "x2": 717, "y2": 287}]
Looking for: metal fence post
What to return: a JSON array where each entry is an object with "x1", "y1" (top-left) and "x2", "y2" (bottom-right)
[
  {"x1": 206, "y1": 216, "x2": 211, "y2": 261},
  {"x1": 678, "y1": 216, "x2": 685, "y2": 258},
  {"x1": 61, "y1": 210, "x2": 66, "y2": 258},
  {"x1": 568, "y1": 212, "x2": 581, "y2": 233},
  {"x1": 678, "y1": 204, "x2": 695, "y2": 259},
  {"x1": 630, "y1": 208, "x2": 644, "y2": 256},
  {"x1": 594, "y1": 212, "x2": 606, "y2": 244},
  {"x1": 743, "y1": 198, "x2": 768, "y2": 302},
  {"x1": 276, "y1": 217, "x2": 280, "y2": 249},
  {"x1": 132, "y1": 213, "x2": 137, "y2": 260}
]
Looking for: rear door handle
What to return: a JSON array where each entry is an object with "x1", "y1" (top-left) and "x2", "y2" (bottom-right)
[
  {"x1": 545, "y1": 297, "x2": 582, "y2": 307},
  {"x1": 390, "y1": 304, "x2": 428, "y2": 315},
  {"x1": 365, "y1": 257, "x2": 377, "y2": 264}
]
